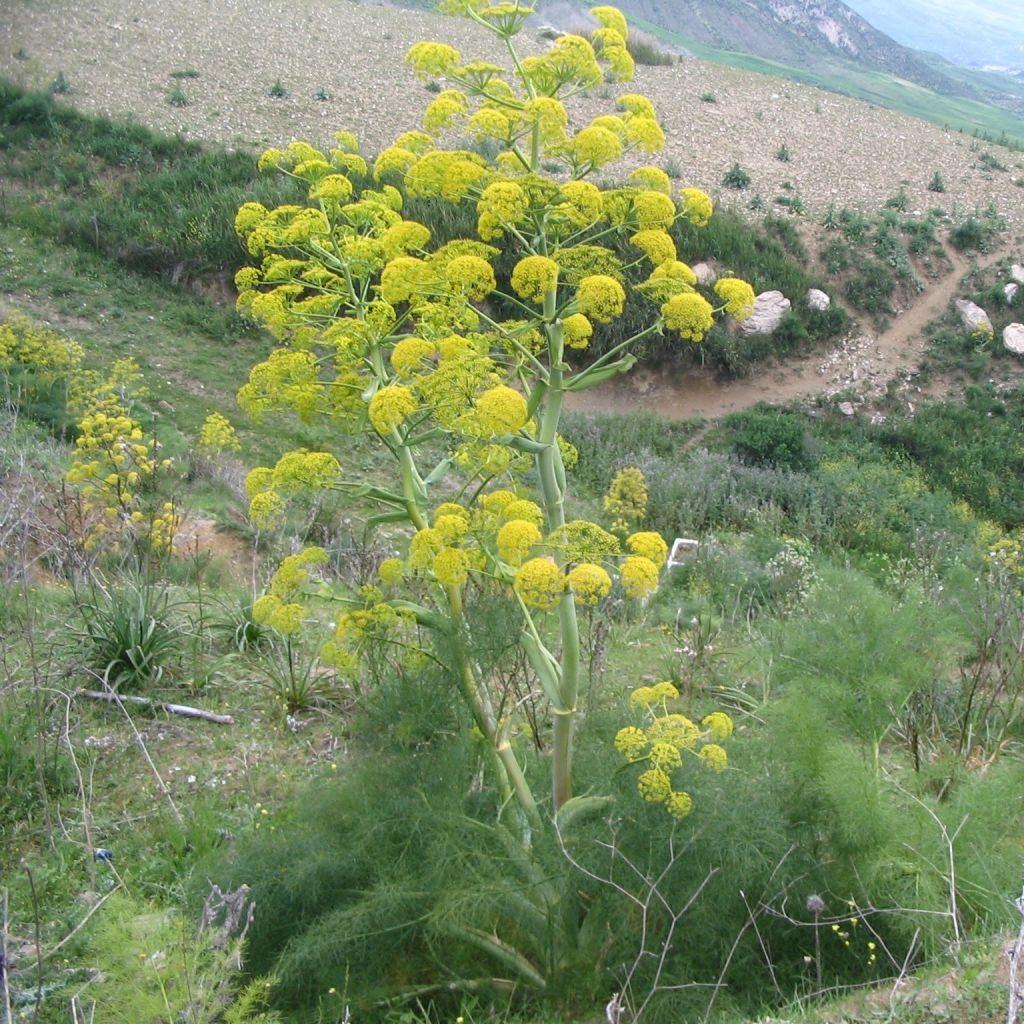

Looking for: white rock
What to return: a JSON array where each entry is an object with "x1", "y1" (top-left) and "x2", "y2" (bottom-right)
[
  {"x1": 955, "y1": 299, "x2": 992, "y2": 335},
  {"x1": 1004, "y1": 323, "x2": 1024, "y2": 354},
  {"x1": 692, "y1": 262, "x2": 717, "y2": 285},
  {"x1": 1007, "y1": 282, "x2": 1019, "y2": 303},
  {"x1": 1011, "y1": 264, "x2": 1024, "y2": 284},
  {"x1": 807, "y1": 288, "x2": 831, "y2": 311},
  {"x1": 739, "y1": 290, "x2": 791, "y2": 335},
  {"x1": 838, "y1": 401, "x2": 856, "y2": 416}
]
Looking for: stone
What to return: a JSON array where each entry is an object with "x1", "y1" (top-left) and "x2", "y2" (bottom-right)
[
  {"x1": 1011, "y1": 264, "x2": 1024, "y2": 284},
  {"x1": 806, "y1": 288, "x2": 831, "y2": 311},
  {"x1": 739, "y1": 290, "x2": 791, "y2": 335},
  {"x1": 1004, "y1": 323, "x2": 1024, "y2": 354},
  {"x1": 838, "y1": 401, "x2": 856, "y2": 416},
  {"x1": 692, "y1": 261, "x2": 716, "y2": 285},
  {"x1": 1007, "y1": 282, "x2": 1019, "y2": 303},
  {"x1": 955, "y1": 299, "x2": 992, "y2": 335}
]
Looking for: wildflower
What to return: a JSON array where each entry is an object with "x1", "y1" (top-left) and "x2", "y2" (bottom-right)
[
  {"x1": 577, "y1": 275, "x2": 625, "y2": 322},
  {"x1": 405, "y1": 41, "x2": 462, "y2": 79},
  {"x1": 662, "y1": 292, "x2": 714, "y2": 342},
  {"x1": 650, "y1": 741, "x2": 682, "y2": 771},
  {"x1": 573, "y1": 125, "x2": 623, "y2": 168},
  {"x1": 665, "y1": 791, "x2": 693, "y2": 818},
  {"x1": 567, "y1": 562, "x2": 612, "y2": 604},
  {"x1": 433, "y1": 547, "x2": 471, "y2": 587},
  {"x1": 614, "y1": 725, "x2": 648, "y2": 761},
  {"x1": 502, "y1": 498, "x2": 543, "y2": 525},
  {"x1": 626, "y1": 531, "x2": 668, "y2": 567},
  {"x1": 648, "y1": 714, "x2": 700, "y2": 750},
  {"x1": 651, "y1": 681, "x2": 679, "y2": 700},
  {"x1": 378, "y1": 558, "x2": 405, "y2": 586},
  {"x1": 369, "y1": 385, "x2": 417, "y2": 434},
  {"x1": 714, "y1": 277, "x2": 756, "y2": 320},
  {"x1": 698, "y1": 743, "x2": 728, "y2": 772},
  {"x1": 620, "y1": 554, "x2": 660, "y2": 598},
  {"x1": 701, "y1": 711, "x2": 734, "y2": 741},
  {"x1": 562, "y1": 313, "x2": 593, "y2": 350},
  {"x1": 634, "y1": 190, "x2": 676, "y2": 230},
  {"x1": 497, "y1": 519, "x2": 542, "y2": 565},
  {"x1": 514, "y1": 558, "x2": 565, "y2": 609},
  {"x1": 445, "y1": 254, "x2": 496, "y2": 300},
  {"x1": 680, "y1": 187, "x2": 713, "y2": 227},
  {"x1": 629, "y1": 686, "x2": 658, "y2": 706},
  {"x1": 630, "y1": 229, "x2": 676, "y2": 266},
  {"x1": 637, "y1": 768, "x2": 671, "y2": 803},
  {"x1": 390, "y1": 337, "x2": 435, "y2": 376},
  {"x1": 629, "y1": 166, "x2": 671, "y2": 194},
  {"x1": 511, "y1": 255, "x2": 560, "y2": 303},
  {"x1": 475, "y1": 385, "x2": 529, "y2": 434}
]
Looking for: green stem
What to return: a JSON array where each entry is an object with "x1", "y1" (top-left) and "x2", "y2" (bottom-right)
[{"x1": 536, "y1": 290, "x2": 581, "y2": 810}]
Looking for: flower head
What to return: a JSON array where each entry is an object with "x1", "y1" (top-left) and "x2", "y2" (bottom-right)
[{"x1": 514, "y1": 558, "x2": 565, "y2": 609}]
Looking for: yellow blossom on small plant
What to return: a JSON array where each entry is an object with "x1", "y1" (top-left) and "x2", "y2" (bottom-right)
[
  {"x1": 445, "y1": 254, "x2": 497, "y2": 300},
  {"x1": 650, "y1": 741, "x2": 683, "y2": 771},
  {"x1": 196, "y1": 412, "x2": 241, "y2": 456},
  {"x1": 502, "y1": 498, "x2": 543, "y2": 526},
  {"x1": 633, "y1": 191, "x2": 676, "y2": 230},
  {"x1": 630, "y1": 229, "x2": 676, "y2": 266},
  {"x1": 390, "y1": 337, "x2": 436, "y2": 376}
]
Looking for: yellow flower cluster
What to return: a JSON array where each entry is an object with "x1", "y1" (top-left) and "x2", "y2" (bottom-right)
[
  {"x1": 714, "y1": 277, "x2": 757, "y2": 320},
  {"x1": 514, "y1": 557, "x2": 565, "y2": 609},
  {"x1": 680, "y1": 187, "x2": 713, "y2": 228},
  {"x1": 604, "y1": 466, "x2": 648, "y2": 533},
  {"x1": 0, "y1": 317, "x2": 84, "y2": 410},
  {"x1": 369, "y1": 385, "x2": 419, "y2": 434},
  {"x1": 511, "y1": 256, "x2": 559, "y2": 303},
  {"x1": 566, "y1": 562, "x2": 612, "y2": 605},
  {"x1": 253, "y1": 547, "x2": 329, "y2": 636},
  {"x1": 626, "y1": 531, "x2": 668, "y2": 567},
  {"x1": 577, "y1": 275, "x2": 626, "y2": 323},
  {"x1": 619, "y1": 554, "x2": 661, "y2": 598},
  {"x1": 662, "y1": 292, "x2": 715, "y2": 342},
  {"x1": 245, "y1": 450, "x2": 342, "y2": 526},
  {"x1": 614, "y1": 684, "x2": 735, "y2": 818},
  {"x1": 196, "y1": 412, "x2": 241, "y2": 457}
]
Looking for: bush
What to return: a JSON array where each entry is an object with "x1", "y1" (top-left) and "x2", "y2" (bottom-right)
[
  {"x1": 725, "y1": 405, "x2": 813, "y2": 470},
  {"x1": 721, "y1": 162, "x2": 751, "y2": 189}
]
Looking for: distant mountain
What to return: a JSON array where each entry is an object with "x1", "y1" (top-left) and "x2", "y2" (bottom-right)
[
  {"x1": 839, "y1": 0, "x2": 1024, "y2": 75},
  {"x1": 587, "y1": 0, "x2": 978, "y2": 95}
]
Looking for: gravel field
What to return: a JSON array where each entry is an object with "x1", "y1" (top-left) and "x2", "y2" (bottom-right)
[{"x1": 3, "y1": 0, "x2": 1024, "y2": 228}]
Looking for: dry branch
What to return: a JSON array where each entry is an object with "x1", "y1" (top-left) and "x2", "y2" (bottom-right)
[{"x1": 75, "y1": 689, "x2": 234, "y2": 725}]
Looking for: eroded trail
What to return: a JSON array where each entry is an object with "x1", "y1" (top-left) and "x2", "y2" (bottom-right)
[{"x1": 566, "y1": 246, "x2": 1006, "y2": 422}]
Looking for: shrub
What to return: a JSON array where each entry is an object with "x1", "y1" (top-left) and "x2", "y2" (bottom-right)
[
  {"x1": 49, "y1": 70, "x2": 71, "y2": 95},
  {"x1": 167, "y1": 84, "x2": 189, "y2": 107},
  {"x1": 721, "y1": 161, "x2": 751, "y2": 189},
  {"x1": 927, "y1": 171, "x2": 946, "y2": 192},
  {"x1": 267, "y1": 79, "x2": 288, "y2": 99},
  {"x1": 775, "y1": 143, "x2": 791, "y2": 162},
  {"x1": 725, "y1": 405, "x2": 812, "y2": 471}
]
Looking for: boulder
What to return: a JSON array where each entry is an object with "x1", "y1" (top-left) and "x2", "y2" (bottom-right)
[
  {"x1": 692, "y1": 261, "x2": 716, "y2": 285},
  {"x1": 806, "y1": 288, "x2": 831, "y2": 311},
  {"x1": 1011, "y1": 263, "x2": 1024, "y2": 284},
  {"x1": 1007, "y1": 282, "x2": 1019, "y2": 304},
  {"x1": 739, "y1": 290, "x2": 791, "y2": 335},
  {"x1": 1004, "y1": 323, "x2": 1024, "y2": 355},
  {"x1": 955, "y1": 299, "x2": 992, "y2": 335}
]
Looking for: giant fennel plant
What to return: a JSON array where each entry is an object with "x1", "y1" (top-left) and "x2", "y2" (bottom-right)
[{"x1": 233, "y1": 1, "x2": 752, "y2": 833}]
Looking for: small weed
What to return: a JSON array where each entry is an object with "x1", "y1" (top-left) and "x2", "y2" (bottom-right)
[
  {"x1": 661, "y1": 155, "x2": 683, "y2": 179},
  {"x1": 775, "y1": 143, "x2": 791, "y2": 162},
  {"x1": 1014, "y1": 176, "x2": 1024, "y2": 187},
  {"x1": 267, "y1": 79, "x2": 288, "y2": 99},
  {"x1": 169, "y1": 68, "x2": 200, "y2": 80},
  {"x1": 775, "y1": 194, "x2": 806, "y2": 215},
  {"x1": 14, "y1": 47, "x2": 29, "y2": 60},
  {"x1": 627, "y1": 31, "x2": 674, "y2": 66},
  {"x1": 978, "y1": 150, "x2": 1007, "y2": 172},
  {"x1": 424, "y1": 79, "x2": 442, "y2": 94},
  {"x1": 313, "y1": 86, "x2": 332, "y2": 101},
  {"x1": 700, "y1": 91, "x2": 717, "y2": 103},
  {"x1": 50, "y1": 71, "x2": 71, "y2": 95},
  {"x1": 927, "y1": 171, "x2": 946, "y2": 193},
  {"x1": 167, "y1": 85, "x2": 189, "y2": 108},
  {"x1": 748, "y1": 193, "x2": 767, "y2": 212},
  {"x1": 722, "y1": 162, "x2": 751, "y2": 189},
  {"x1": 885, "y1": 188, "x2": 909, "y2": 211}
]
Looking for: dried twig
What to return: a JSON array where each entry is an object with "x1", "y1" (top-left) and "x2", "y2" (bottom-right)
[{"x1": 75, "y1": 688, "x2": 234, "y2": 725}]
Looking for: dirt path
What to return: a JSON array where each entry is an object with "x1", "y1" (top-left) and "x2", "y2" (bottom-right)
[{"x1": 566, "y1": 246, "x2": 1007, "y2": 421}]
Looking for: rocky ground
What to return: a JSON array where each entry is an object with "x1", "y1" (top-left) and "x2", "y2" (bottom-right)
[{"x1": 3, "y1": 0, "x2": 1024, "y2": 223}]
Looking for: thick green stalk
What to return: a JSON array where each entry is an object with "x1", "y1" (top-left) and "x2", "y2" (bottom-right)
[{"x1": 536, "y1": 292, "x2": 582, "y2": 810}]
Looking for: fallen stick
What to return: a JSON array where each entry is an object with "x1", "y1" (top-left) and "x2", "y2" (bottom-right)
[{"x1": 76, "y1": 689, "x2": 234, "y2": 725}]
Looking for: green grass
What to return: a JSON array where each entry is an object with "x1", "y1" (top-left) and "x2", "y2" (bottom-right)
[{"x1": 624, "y1": 16, "x2": 1024, "y2": 145}]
